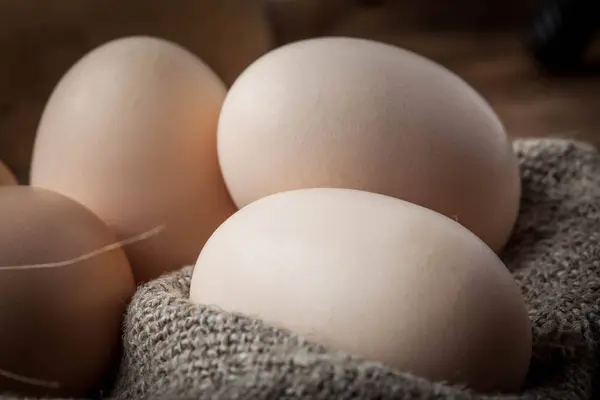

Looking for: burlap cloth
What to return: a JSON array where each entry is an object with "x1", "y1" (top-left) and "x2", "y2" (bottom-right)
[
  {"x1": 8, "y1": 138, "x2": 597, "y2": 400},
  {"x1": 105, "y1": 138, "x2": 600, "y2": 399}
]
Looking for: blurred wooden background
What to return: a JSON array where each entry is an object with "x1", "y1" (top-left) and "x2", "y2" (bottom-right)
[{"x1": 1, "y1": 0, "x2": 599, "y2": 183}]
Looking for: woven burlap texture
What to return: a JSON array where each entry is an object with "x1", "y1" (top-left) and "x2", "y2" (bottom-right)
[{"x1": 108, "y1": 138, "x2": 600, "y2": 399}]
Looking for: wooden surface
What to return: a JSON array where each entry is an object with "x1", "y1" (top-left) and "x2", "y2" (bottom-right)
[{"x1": 1, "y1": 1, "x2": 600, "y2": 183}]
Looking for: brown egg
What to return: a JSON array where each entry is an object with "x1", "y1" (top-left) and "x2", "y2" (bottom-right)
[
  {"x1": 0, "y1": 186, "x2": 134, "y2": 397},
  {"x1": 217, "y1": 37, "x2": 520, "y2": 253},
  {"x1": 0, "y1": 160, "x2": 17, "y2": 186},
  {"x1": 190, "y1": 188, "x2": 532, "y2": 393},
  {"x1": 30, "y1": 36, "x2": 237, "y2": 283}
]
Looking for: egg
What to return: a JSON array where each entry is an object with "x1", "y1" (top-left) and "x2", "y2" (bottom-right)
[
  {"x1": 190, "y1": 188, "x2": 532, "y2": 393},
  {"x1": 30, "y1": 36, "x2": 237, "y2": 283},
  {"x1": 0, "y1": 160, "x2": 17, "y2": 186},
  {"x1": 217, "y1": 37, "x2": 520, "y2": 253},
  {"x1": 0, "y1": 186, "x2": 134, "y2": 397}
]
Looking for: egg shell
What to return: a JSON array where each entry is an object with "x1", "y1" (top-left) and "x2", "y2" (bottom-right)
[
  {"x1": 30, "y1": 36, "x2": 237, "y2": 283},
  {"x1": 0, "y1": 186, "x2": 135, "y2": 397},
  {"x1": 217, "y1": 36, "x2": 521, "y2": 253},
  {"x1": 190, "y1": 188, "x2": 532, "y2": 393},
  {"x1": 0, "y1": 159, "x2": 17, "y2": 186}
]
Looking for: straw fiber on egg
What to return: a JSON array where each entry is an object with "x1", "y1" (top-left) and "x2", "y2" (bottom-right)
[{"x1": 32, "y1": 138, "x2": 600, "y2": 400}]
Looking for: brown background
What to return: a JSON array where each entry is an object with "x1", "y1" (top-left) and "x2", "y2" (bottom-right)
[{"x1": 1, "y1": 0, "x2": 599, "y2": 183}]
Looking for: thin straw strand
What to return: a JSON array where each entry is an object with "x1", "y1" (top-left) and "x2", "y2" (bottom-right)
[
  {"x1": 0, "y1": 225, "x2": 165, "y2": 271},
  {"x1": 0, "y1": 367, "x2": 60, "y2": 388}
]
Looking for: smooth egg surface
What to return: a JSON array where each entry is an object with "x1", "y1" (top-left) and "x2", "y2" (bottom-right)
[
  {"x1": 0, "y1": 159, "x2": 17, "y2": 186},
  {"x1": 30, "y1": 36, "x2": 237, "y2": 283},
  {"x1": 0, "y1": 186, "x2": 134, "y2": 397},
  {"x1": 217, "y1": 36, "x2": 521, "y2": 253},
  {"x1": 190, "y1": 188, "x2": 532, "y2": 393}
]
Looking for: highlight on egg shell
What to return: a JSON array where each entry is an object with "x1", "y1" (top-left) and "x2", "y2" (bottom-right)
[
  {"x1": 0, "y1": 159, "x2": 17, "y2": 186},
  {"x1": 29, "y1": 36, "x2": 237, "y2": 284},
  {"x1": 190, "y1": 188, "x2": 532, "y2": 394},
  {"x1": 217, "y1": 36, "x2": 521, "y2": 253},
  {"x1": 0, "y1": 186, "x2": 135, "y2": 397}
]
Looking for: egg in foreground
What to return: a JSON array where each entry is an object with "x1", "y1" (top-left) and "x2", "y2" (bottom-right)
[
  {"x1": 217, "y1": 36, "x2": 520, "y2": 253},
  {"x1": 0, "y1": 186, "x2": 135, "y2": 397},
  {"x1": 30, "y1": 36, "x2": 237, "y2": 283},
  {"x1": 190, "y1": 188, "x2": 532, "y2": 393}
]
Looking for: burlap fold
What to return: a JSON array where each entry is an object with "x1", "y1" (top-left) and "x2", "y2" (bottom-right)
[{"x1": 111, "y1": 138, "x2": 600, "y2": 400}]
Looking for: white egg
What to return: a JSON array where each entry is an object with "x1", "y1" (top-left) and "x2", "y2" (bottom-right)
[
  {"x1": 190, "y1": 188, "x2": 531, "y2": 393},
  {"x1": 217, "y1": 37, "x2": 521, "y2": 253}
]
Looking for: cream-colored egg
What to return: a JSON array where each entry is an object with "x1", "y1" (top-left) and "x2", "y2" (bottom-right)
[
  {"x1": 0, "y1": 159, "x2": 17, "y2": 186},
  {"x1": 190, "y1": 188, "x2": 531, "y2": 393},
  {"x1": 0, "y1": 186, "x2": 134, "y2": 397},
  {"x1": 217, "y1": 37, "x2": 520, "y2": 253},
  {"x1": 30, "y1": 36, "x2": 237, "y2": 283}
]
